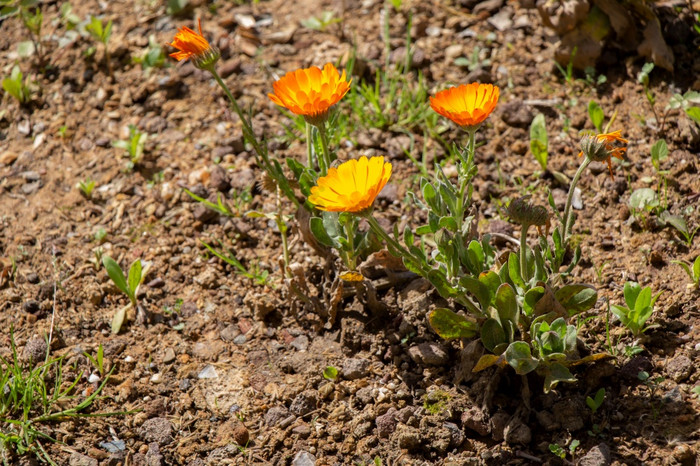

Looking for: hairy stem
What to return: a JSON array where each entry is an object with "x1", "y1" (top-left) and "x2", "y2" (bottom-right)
[{"x1": 562, "y1": 157, "x2": 591, "y2": 245}]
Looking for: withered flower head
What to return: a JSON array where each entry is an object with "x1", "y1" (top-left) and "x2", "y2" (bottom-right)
[
  {"x1": 169, "y1": 19, "x2": 220, "y2": 70},
  {"x1": 578, "y1": 130, "x2": 628, "y2": 180},
  {"x1": 508, "y1": 196, "x2": 550, "y2": 228}
]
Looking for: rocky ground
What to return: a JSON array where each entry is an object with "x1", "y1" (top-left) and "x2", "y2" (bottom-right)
[{"x1": 0, "y1": 0, "x2": 699, "y2": 465}]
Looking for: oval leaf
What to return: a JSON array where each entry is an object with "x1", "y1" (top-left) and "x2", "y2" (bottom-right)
[{"x1": 428, "y1": 308, "x2": 478, "y2": 340}]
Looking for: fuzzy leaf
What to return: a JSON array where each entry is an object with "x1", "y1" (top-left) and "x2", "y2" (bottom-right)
[
  {"x1": 481, "y1": 318, "x2": 506, "y2": 353},
  {"x1": 505, "y1": 341, "x2": 539, "y2": 375}
]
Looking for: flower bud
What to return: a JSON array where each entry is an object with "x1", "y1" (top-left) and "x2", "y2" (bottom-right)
[{"x1": 508, "y1": 196, "x2": 549, "y2": 227}]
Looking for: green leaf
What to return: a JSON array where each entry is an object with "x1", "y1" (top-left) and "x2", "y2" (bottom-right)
[
  {"x1": 111, "y1": 305, "x2": 127, "y2": 334},
  {"x1": 17, "y1": 41, "x2": 35, "y2": 57},
  {"x1": 650, "y1": 139, "x2": 668, "y2": 169},
  {"x1": 505, "y1": 341, "x2": 539, "y2": 375},
  {"x1": 685, "y1": 107, "x2": 700, "y2": 125},
  {"x1": 428, "y1": 308, "x2": 478, "y2": 340},
  {"x1": 634, "y1": 287, "x2": 652, "y2": 312},
  {"x1": 494, "y1": 283, "x2": 518, "y2": 324},
  {"x1": 660, "y1": 211, "x2": 688, "y2": 235},
  {"x1": 102, "y1": 256, "x2": 129, "y2": 297},
  {"x1": 523, "y1": 286, "x2": 545, "y2": 317},
  {"x1": 481, "y1": 318, "x2": 507, "y2": 353},
  {"x1": 127, "y1": 259, "x2": 142, "y2": 296},
  {"x1": 507, "y1": 252, "x2": 525, "y2": 290},
  {"x1": 323, "y1": 366, "x2": 338, "y2": 380},
  {"x1": 310, "y1": 216, "x2": 335, "y2": 247},
  {"x1": 529, "y1": 113, "x2": 548, "y2": 170},
  {"x1": 588, "y1": 100, "x2": 604, "y2": 133},
  {"x1": 543, "y1": 362, "x2": 576, "y2": 393},
  {"x1": 629, "y1": 188, "x2": 659, "y2": 211},
  {"x1": 472, "y1": 354, "x2": 502, "y2": 372},
  {"x1": 623, "y1": 281, "x2": 642, "y2": 310},
  {"x1": 555, "y1": 284, "x2": 598, "y2": 316},
  {"x1": 694, "y1": 256, "x2": 700, "y2": 280}
]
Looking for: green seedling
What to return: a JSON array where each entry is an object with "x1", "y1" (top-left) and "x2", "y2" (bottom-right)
[
  {"x1": 83, "y1": 343, "x2": 105, "y2": 377},
  {"x1": 529, "y1": 113, "x2": 548, "y2": 170},
  {"x1": 588, "y1": 100, "x2": 604, "y2": 133},
  {"x1": 0, "y1": 329, "x2": 125, "y2": 465},
  {"x1": 586, "y1": 387, "x2": 605, "y2": 414},
  {"x1": 77, "y1": 177, "x2": 95, "y2": 199},
  {"x1": 610, "y1": 281, "x2": 662, "y2": 337},
  {"x1": 2, "y1": 65, "x2": 32, "y2": 105},
  {"x1": 650, "y1": 139, "x2": 668, "y2": 173},
  {"x1": 637, "y1": 370, "x2": 664, "y2": 420},
  {"x1": 637, "y1": 62, "x2": 658, "y2": 124},
  {"x1": 666, "y1": 90, "x2": 700, "y2": 126},
  {"x1": 660, "y1": 210, "x2": 700, "y2": 246},
  {"x1": 549, "y1": 439, "x2": 580, "y2": 461},
  {"x1": 85, "y1": 15, "x2": 113, "y2": 78},
  {"x1": 113, "y1": 125, "x2": 148, "y2": 169},
  {"x1": 102, "y1": 255, "x2": 150, "y2": 333},
  {"x1": 94, "y1": 228, "x2": 107, "y2": 243},
  {"x1": 184, "y1": 187, "x2": 252, "y2": 218},
  {"x1": 300, "y1": 11, "x2": 341, "y2": 32},
  {"x1": 673, "y1": 256, "x2": 700, "y2": 289},
  {"x1": 90, "y1": 247, "x2": 104, "y2": 271},
  {"x1": 628, "y1": 188, "x2": 661, "y2": 226},
  {"x1": 555, "y1": 46, "x2": 576, "y2": 85},
  {"x1": 133, "y1": 35, "x2": 167, "y2": 72},
  {"x1": 323, "y1": 366, "x2": 338, "y2": 380},
  {"x1": 454, "y1": 46, "x2": 492, "y2": 72}
]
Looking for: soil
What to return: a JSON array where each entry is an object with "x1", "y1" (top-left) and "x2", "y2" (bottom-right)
[{"x1": 1, "y1": 0, "x2": 699, "y2": 465}]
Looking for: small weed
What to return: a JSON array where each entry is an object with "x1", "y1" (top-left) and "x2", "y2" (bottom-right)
[
  {"x1": 133, "y1": 35, "x2": 167, "y2": 73},
  {"x1": 85, "y1": 15, "x2": 113, "y2": 78},
  {"x1": 113, "y1": 125, "x2": 148, "y2": 169},
  {"x1": 76, "y1": 177, "x2": 96, "y2": 199},
  {"x1": 83, "y1": 343, "x2": 105, "y2": 377},
  {"x1": 549, "y1": 439, "x2": 580, "y2": 461},
  {"x1": 637, "y1": 370, "x2": 664, "y2": 420},
  {"x1": 611, "y1": 281, "x2": 662, "y2": 337},
  {"x1": 102, "y1": 255, "x2": 151, "y2": 333},
  {"x1": 672, "y1": 256, "x2": 700, "y2": 289},
  {"x1": 2, "y1": 65, "x2": 32, "y2": 105},
  {"x1": 586, "y1": 388, "x2": 605, "y2": 414},
  {"x1": 300, "y1": 11, "x2": 341, "y2": 32}
]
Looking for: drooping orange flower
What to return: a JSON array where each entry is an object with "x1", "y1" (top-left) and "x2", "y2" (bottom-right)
[
  {"x1": 308, "y1": 156, "x2": 392, "y2": 213},
  {"x1": 268, "y1": 63, "x2": 351, "y2": 126},
  {"x1": 578, "y1": 130, "x2": 628, "y2": 179},
  {"x1": 169, "y1": 19, "x2": 219, "y2": 68},
  {"x1": 430, "y1": 83, "x2": 500, "y2": 129}
]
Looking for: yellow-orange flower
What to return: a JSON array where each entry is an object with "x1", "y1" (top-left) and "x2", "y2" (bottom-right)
[
  {"x1": 308, "y1": 156, "x2": 392, "y2": 213},
  {"x1": 169, "y1": 19, "x2": 219, "y2": 68},
  {"x1": 430, "y1": 83, "x2": 500, "y2": 129},
  {"x1": 268, "y1": 63, "x2": 351, "y2": 125},
  {"x1": 578, "y1": 130, "x2": 628, "y2": 179}
]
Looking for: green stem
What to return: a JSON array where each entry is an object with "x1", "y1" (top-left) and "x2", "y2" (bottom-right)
[
  {"x1": 317, "y1": 123, "x2": 332, "y2": 175},
  {"x1": 366, "y1": 215, "x2": 424, "y2": 274},
  {"x1": 305, "y1": 123, "x2": 315, "y2": 171},
  {"x1": 562, "y1": 157, "x2": 591, "y2": 244},
  {"x1": 520, "y1": 223, "x2": 531, "y2": 283},
  {"x1": 343, "y1": 217, "x2": 357, "y2": 271},
  {"x1": 277, "y1": 187, "x2": 291, "y2": 278},
  {"x1": 457, "y1": 128, "x2": 477, "y2": 218},
  {"x1": 208, "y1": 67, "x2": 300, "y2": 208}
]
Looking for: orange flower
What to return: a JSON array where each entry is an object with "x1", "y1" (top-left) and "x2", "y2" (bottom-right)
[
  {"x1": 268, "y1": 63, "x2": 351, "y2": 125},
  {"x1": 169, "y1": 19, "x2": 219, "y2": 68},
  {"x1": 308, "y1": 156, "x2": 391, "y2": 213},
  {"x1": 578, "y1": 130, "x2": 628, "y2": 179},
  {"x1": 430, "y1": 83, "x2": 500, "y2": 129}
]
